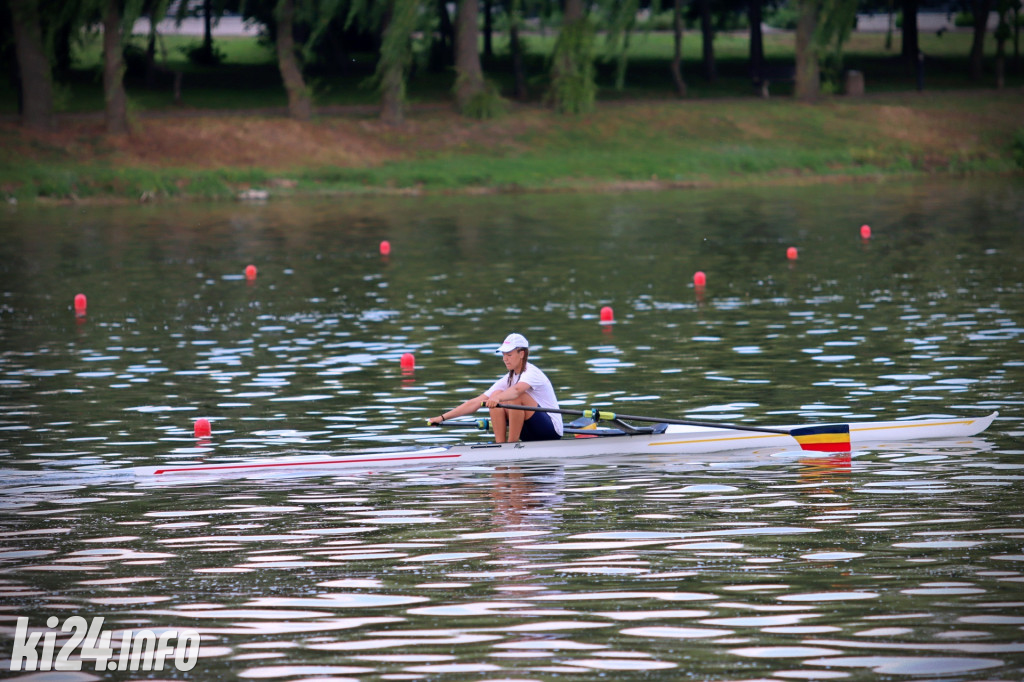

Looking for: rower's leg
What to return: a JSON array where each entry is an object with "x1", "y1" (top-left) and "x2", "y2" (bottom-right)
[
  {"x1": 489, "y1": 406, "x2": 508, "y2": 442},
  {"x1": 504, "y1": 394, "x2": 538, "y2": 443},
  {"x1": 506, "y1": 408, "x2": 526, "y2": 442}
]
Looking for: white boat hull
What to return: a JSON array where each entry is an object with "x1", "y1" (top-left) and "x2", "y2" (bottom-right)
[{"x1": 133, "y1": 412, "x2": 998, "y2": 478}]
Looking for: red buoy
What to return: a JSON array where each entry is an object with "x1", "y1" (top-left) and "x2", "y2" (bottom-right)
[
  {"x1": 74, "y1": 293, "x2": 87, "y2": 317},
  {"x1": 194, "y1": 418, "x2": 212, "y2": 438},
  {"x1": 599, "y1": 306, "x2": 614, "y2": 323},
  {"x1": 693, "y1": 271, "x2": 706, "y2": 287},
  {"x1": 400, "y1": 353, "x2": 415, "y2": 370},
  {"x1": 860, "y1": 224, "x2": 872, "y2": 239},
  {"x1": 245, "y1": 264, "x2": 257, "y2": 280},
  {"x1": 380, "y1": 240, "x2": 391, "y2": 256},
  {"x1": 787, "y1": 246, "x2": 798, "y2": 260}
]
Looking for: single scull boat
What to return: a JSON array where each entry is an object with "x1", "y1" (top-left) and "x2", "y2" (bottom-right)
[{"x1": 134, "y1": 411, "x2": 997, "y2": 478}]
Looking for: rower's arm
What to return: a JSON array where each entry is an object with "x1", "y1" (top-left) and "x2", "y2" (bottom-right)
[
  {"x1": 487, "y1": 381, "x2": 531, "y2": 405},
  {"x1": 429, "y1": 393, "x2": 489, "y2": 424}
]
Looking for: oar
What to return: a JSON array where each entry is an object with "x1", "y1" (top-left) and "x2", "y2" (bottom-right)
[
  {"x1": 493, "y1": 403, "x2": 851, "y2": 453},
  {"x1": 434, "y1": 417, "x2": 653, "y2": 438}
]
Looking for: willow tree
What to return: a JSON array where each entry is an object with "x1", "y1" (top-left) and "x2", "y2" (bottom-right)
[
  {"x1": 994, "y1": 0, "x2": 1016, "y2": 87},
  {"x1": 275, "y1": 0, "x2": 311, "y2": 119},
  {"x1": 241, "y1": 0, "x2": 345, "y2": 120},
  {"x1": 795, "y1": 0, "x2": 857, "y2": 100},
  {"x1": 7, "y1": 0, "x2": 55, "y2": 130},
  {"x1": 66, "y1": 0, "x2": 146, "y2": 134},
  {"x1": 505, "y1": 0, "x2": 528, "y2": 99},
  {"x1": 969, "y1": 0, "x2": 993, "y2": 80},
  {"x1": 548, "y1": 0, "x2": 596, "y2": 114},
  {"x1": 347, "y1": 0, "x2": 421, "y2": 124},
  {"x1": 454, "y1": 0, "x2": 483, "y2": 111},
  {"x1": 602, "y1": 0, "x2": 639, "y2": 92},
  {"x1": 101, "y1": 0, "x2": 132, "y2": 133},
  {"x1": 671, "y1": 0, "x2": 687, "y2": 96}
]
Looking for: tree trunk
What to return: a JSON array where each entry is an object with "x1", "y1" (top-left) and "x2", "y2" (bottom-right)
[
  {"x1": 146, "y1": 15, "x2": 159, "y2": 88},
  {"x1": 1014, "y1": 2, "x2": 1020, "y2": 69},
  {"x1": 699, "y1": 0, "x2": 716, "y2": 82},
  {"x1": 203, "y1": 0, "x2": 214, "y2": 61},
  {"x1": 995, "y1": 5, "x2": 1008, "y2": 88},
  {"x1": 749, "y1": 0, "x2": 764, "y2": 80},
  {"x1": 54, "y1": 22, "x2": 73, "y2": 78},
  {"x1": 483, "y1": 0, "x2": 493, "y2": 60},
  {"x1": 8, "y1": 0, "x2": 54, "y2": 131},
  {"x1": 565, "y1": 0, "x2": 583, "y2": 21},
  {"x1": 510, "y1": 21, "x2": 528, "y2": 100},
  {"x1": 969, "y1": 0, "x2": 992, "y2": 80},
  {"x1": 900, "y1": 0, "x2": 919, "y2": 63},
  {"x1": 103, "y1": 0, "x2": 129, "y2": 134},
  {"x1": 995, "y1": 40, "x2": 1005, "y2": 88},
  {"x1": 454, "y1": 0, "x2": 484, "y2": 112},
  {"x1": 795, "y1": 0, "x2": 820, "y2": 101},
  {"x1": 275, "y1": 0, "x2": 312, "y2": 121},
  {"x1": 380, "y1": 66, "x2": 404, "y2": 124},
  {"x1": 1014, "y1": 2, "x2": 1020, "y2": 70},
  {"x1": 379, "y1": 0, "x2": 417, "y2": 125},
  {"x1": 671, "y1": 0, "x2": 687, "y2": 96},
  {"x1": 433, "y1": 0, "x2": 454, "y2": 70}
]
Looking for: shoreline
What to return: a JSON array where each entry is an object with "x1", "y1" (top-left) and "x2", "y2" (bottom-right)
[
  {"x1": 4, "y1": 91, "x2": 1022, "y2": 206},
  {"x1": 19, "y1": 169, "x2": 1018, "y2": 209}
]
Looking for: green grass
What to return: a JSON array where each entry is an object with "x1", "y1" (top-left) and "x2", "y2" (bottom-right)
[
  {"x1": 11, "y1": 88, "x2": 1021, "y2": 204},
  {"x1": 2, "y1": 27, "x2": 1021, "y2": 204}
]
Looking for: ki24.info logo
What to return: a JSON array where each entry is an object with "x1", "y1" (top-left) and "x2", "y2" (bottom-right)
[{"x1": 9, "y1": 616, "x2": 200, "y2": 673}]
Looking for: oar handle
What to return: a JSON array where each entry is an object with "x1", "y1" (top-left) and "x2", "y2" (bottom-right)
[
  {"x1": 493, "y1": 402, "x2": 792, "y2": 435},
  {"x1": 428, "y1": 418, "x2": 490, "y2": 430}
]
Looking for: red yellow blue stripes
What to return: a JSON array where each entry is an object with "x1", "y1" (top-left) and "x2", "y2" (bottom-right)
[{"x1": 790, "y1": 424, "x2": 851, "y2": 452}]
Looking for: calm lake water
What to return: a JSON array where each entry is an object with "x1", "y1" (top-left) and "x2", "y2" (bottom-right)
[{"x1": 1, "y1": 179, "x2": 1023, "y2": 681}]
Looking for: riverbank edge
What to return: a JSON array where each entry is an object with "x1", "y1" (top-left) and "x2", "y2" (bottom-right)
[
  {"x1": 4, "y1": 91, "x2": 1023, "y2": 206},
  {"x1": 16, "y1": 167, "x2": 1020, "y2": 209}
]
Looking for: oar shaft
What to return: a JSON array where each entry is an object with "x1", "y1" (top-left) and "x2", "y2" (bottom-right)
[{"x1": 493, "y1": 402, "x2": 791, "y2": 435}]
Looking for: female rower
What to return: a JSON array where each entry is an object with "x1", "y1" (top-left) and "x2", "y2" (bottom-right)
[{"x1": 428, "y1": 333, "x2": 564, "y2": 442}]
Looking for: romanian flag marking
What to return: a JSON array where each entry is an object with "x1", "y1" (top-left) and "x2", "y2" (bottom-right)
[{"x1": 790, "y1": 424, "x2": 851, "y2": 453}]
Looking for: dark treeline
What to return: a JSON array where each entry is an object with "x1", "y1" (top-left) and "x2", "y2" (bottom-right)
[{"x1": 3, "y1": 0, "x2": 1020, "y2": 132}]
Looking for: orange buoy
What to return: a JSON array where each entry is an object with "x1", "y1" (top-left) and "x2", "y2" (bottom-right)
[
  {"x1": 786, "y1": 246, "x2": 798, "y2": 260},
  {"x1": 599, "y1": 306, "x2": 614, "y2": 323},
  {"x1": 244, "y1": 264, "x2": 257, "y2": 280},
  {"x1": 74, "y1": 293, "x2": 87, "y2": 317},
  {"x1": 693, "y1": 271, "x2": 706, "y2": 287}
]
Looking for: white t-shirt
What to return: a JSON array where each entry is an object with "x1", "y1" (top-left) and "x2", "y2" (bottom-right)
[{"x1": 485, "y1": 363, "x2": 563, "y2": 436}]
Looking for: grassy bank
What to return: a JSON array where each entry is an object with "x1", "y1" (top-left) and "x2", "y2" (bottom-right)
[
  {"x1": 2, "y1": 89, "x2": 1021, "y2": 203},
  {"x1": 2, "y1": 25, "x2": 1022, "y2": 203}
]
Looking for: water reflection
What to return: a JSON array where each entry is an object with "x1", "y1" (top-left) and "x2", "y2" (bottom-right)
[
  {"x1": 2, "y1": 179, "x2": 1023, "y2": 679},
  {"x1": 1, "y1": 448, "x2": 1024, "y2": 678}
]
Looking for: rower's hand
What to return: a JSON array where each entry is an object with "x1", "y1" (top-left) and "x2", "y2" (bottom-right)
[
  {"x1": 427, "y1": 416, "x2": 444, "y2": 426},
  {"x1": 484, "y1": 397, "x2": 500, "y2": 409}
]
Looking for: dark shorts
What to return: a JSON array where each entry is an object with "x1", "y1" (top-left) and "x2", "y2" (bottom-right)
[{"x1": 521, "y1": 410, "x2": 561, "y2": 441}]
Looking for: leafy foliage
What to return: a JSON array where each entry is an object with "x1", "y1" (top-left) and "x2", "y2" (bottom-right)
[
  {"x1": 811, "y1": 0, "x2": 858, "y2": 91},
  {"x1": 181, "y1": 40, "x2": 227, "y2": 65},
  {"x1": 1012, "y1": 129, "x2": 1024, "y2": 170},
  {"x1": 455, "y1": 75, "x2": 507, "y2": 119},
  {"x1": 548, "y1": 16, "x2": 596, "y2": 114}
]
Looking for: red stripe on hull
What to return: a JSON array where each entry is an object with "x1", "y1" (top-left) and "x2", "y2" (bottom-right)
[{"x1": 152, "y1": 452, "x2": 462, "y2": 475}]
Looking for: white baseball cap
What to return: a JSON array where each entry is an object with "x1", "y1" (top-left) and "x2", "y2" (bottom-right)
[{"x1": 496, "y1": 333, "x2": 529, "y2": 353}]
